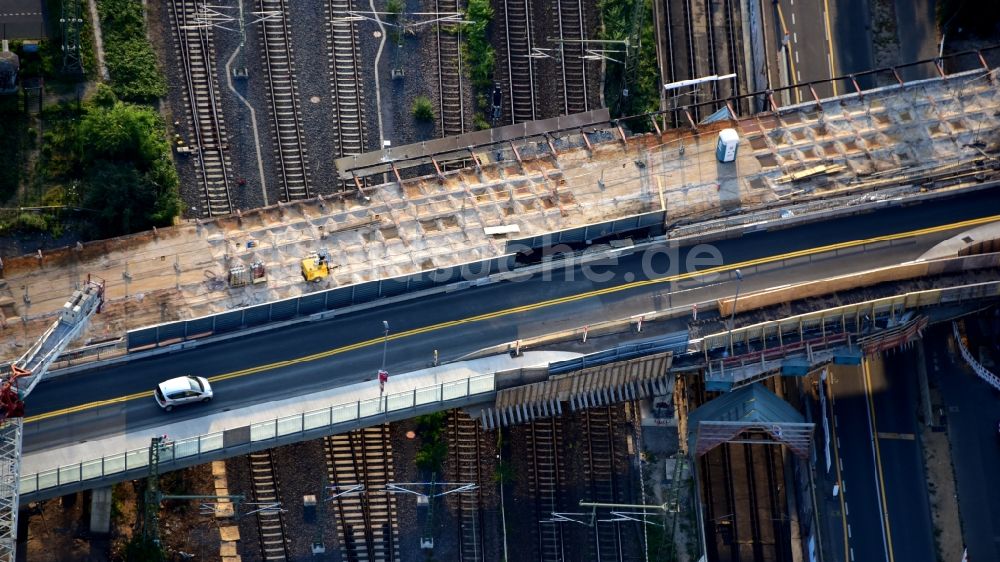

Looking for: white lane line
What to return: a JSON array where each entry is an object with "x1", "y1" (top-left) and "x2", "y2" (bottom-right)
[
  {"x1": 791, "y1": 12, "x2": 796, "y2": 24},
  {"x1": 795, "y1": 51, "x2": 800, "y2": 64},
  {"x1": 793, "y1": 32, "x2": 798, "y2": 43},
  {"x1": 848, "y1": 524, "x2": 852, "y2": 538},
  {"x1": 851, "y1": 547, "x2": 855, "y2": 561},
  {"x1": 797, "y1": 71, "x2": 802, "y2": 81}
]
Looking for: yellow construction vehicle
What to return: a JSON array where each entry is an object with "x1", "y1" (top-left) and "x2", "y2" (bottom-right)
[{"x1": 301, "y1": 249, "x2": 332, "y2": 283}]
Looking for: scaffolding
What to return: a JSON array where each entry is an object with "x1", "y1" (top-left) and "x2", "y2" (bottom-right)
[{"x1": 686, "y1": 383, "x2": 814, "y2": 458}]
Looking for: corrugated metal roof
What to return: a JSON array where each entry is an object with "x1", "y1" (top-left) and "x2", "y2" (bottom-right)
[{"x1": 688, "y1": 383, "x2": 804, "y2": 427}]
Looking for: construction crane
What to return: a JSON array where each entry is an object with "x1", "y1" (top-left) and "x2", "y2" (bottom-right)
[{"x1": 0, "y1": 278, "x2": 104, "y2": 561}]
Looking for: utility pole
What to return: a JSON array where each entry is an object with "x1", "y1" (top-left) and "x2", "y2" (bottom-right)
[
  {"x1": 726, "y1": 269, "x2": 743, "y2": 356},
  {"x1": 60, "y1": 0, "x2": 84, "y2": 75},
  {"x1": 378, "y1": 321, "x2": 390, "y2": 411}
]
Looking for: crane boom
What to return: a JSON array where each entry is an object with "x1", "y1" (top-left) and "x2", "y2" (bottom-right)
[{"x1": 0, "y1": 279, "x2": 104, "y2": 561}]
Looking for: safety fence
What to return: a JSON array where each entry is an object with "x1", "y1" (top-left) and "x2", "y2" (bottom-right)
[
  {"x1": 509, "y1": 210, "x2": 666, "y2": 250},
  {"x1": 20, "y1": 372, "x2": 495, "y2": 498},
  {"x1": 125, "y1": 208, "x2": 669, "y2": 351},
  {"x1": 126, "y1": 254, "x2": 516, "y2": 350},
  {"x1": 548, "y1": 330, "x2": 689, "y2": 375},
  {"x1": 952, "y1": 321, "x2": 1000, "y2": 391}
]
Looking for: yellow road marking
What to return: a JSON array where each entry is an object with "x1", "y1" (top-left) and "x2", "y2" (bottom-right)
[
  {"x1": 864, "y1": 358, "x2": 896, "y2": 562},
  {"x1": 822, "y1": 0, "x2": 838, "y2": 95},
  {"x1": 26, "y1": 214, "x2": 1000, "y2": 423},
  {"x1": 776, "y1": 3, "x2": 801, "y2": 104}
]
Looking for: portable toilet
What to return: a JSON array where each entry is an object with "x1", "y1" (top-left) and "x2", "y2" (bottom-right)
[{"x1": 716, "y1": 128, "x2": 739, "y2": 163}]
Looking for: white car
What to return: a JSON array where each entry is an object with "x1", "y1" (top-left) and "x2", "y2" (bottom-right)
[{"x1": 154, "y1": 376, "x2": 213, "y2": 411}]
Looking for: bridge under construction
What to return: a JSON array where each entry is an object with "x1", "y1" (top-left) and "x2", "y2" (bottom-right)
[{"x1": 0, "y1": 49, "x2": 998, "y2": 366}]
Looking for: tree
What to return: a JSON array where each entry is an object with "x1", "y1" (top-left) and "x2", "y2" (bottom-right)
[
  {"x1": 78, "y1": 101, "x2": 181, "y2": 237},
  {"x1": 79, "y1": 101, "x2": 169, "y2": 167}
]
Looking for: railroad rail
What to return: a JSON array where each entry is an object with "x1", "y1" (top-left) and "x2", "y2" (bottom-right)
[
  {"x1": 324, "y1": 426, "x2": 399, "y2": 562},
  {"x1": 258, "y1": 0, "x2": 312, "y2": 201},
  {"x1": 528, "y1": 417, "x2": 565, "y2": 562},
  {"x1": 248, "y1": 451, "x2": 291, "y2": 561},
  {"x1": 435, "y1": 0, "x2": 465, "y2": 137},
  {"x1": 326, "y1": 0, "x2": 368, "y2": 158},
  {"x1": 694, "y1": 375, "x2": 791, "y2": 562},
  {"x1": 555, "y1": 0, "x2": 588, "y2": 115},
  {"x1": 662, "y1": 0, "x2": 746, "y2": 123},
  {"x1": 448, "y1": 410, "x2": 486, "y2": 562},
  {"x1": 499, "y1": 0, "x2": 537, "y2": 123},
  {"x1": 720, "y1": 0, "x2": 743, "y2": 105},
  {"x1": 169, "y1": 0, "x2": 234, "y2": 217},
  {"x1": 582, "y1": 407, "x2": 623, "y2": 561}
]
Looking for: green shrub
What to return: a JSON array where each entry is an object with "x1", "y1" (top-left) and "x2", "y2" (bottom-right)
[
  {"x1": 15, "y1": 213, "x2": 49, "y2": 232},
  {"x1": 599, "y1": 0, "x2": 660, "y2": 121},
  {"x1": 463, "y1": 0, "x2": 494, "y2": 89},
  {"x1": 98, "y1": 0, "x2": 167, "y2": 102},
  {"x1": 412, "y1": 95, "x2": 435, "y2": 122},
  {"x1": 414, "y1": 413, "x2": 448, "y2": 474},
  {"x1": 473, "y1": 114, "x2": 491, "y2": 130},
  {"x1": 385, "y1": 0, "x2": 403, "y2": 18}
]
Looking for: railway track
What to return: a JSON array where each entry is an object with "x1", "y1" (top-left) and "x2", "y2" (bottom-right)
[
  {"x1": 435, "y1": 0, "x2": 465, "y2": 136},
  {"x1": 448, "y1": 410, "x2": 486, "y2": 562},
  {"x1": 661, "y1": 0, "x2": 747, "y2": 123},
  {"x1": 528, "y1": 417, "x2": 565, "y2": 562},
  {"x1": 248, "y1": 451, "x2": 291, "y2": 561},
  {"x1": 168, "y1": 0, "x2": 234, "y2": 217},
  {"x1": 762, "y1": 443, "x2": 790, "y2": 561},
  {"x1": 258, "y1": 0, "x2": 311, "y2": 201},
  {"x1": 554, "y1": 0, "x2": 588, "y2": 115},
  {"x1": 324, "y1": 426, "x2": 399, "y2": 562},
  {"x1": 498, "y1": 0, "x2": 537, "y2": 123},
  {"x1": 326, "y1": 0, "x2": 367, "y2": 158},
  {"x1": 582, "y1": 407, "x2": 623, "y2": 562},
  {"x1": 694, "y1": 373, "x2": 792, "y2": 562}
]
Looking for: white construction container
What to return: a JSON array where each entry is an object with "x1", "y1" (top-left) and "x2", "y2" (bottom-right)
[{"x1": 716, "y1": 128, "x2": 739, "y2": 163}]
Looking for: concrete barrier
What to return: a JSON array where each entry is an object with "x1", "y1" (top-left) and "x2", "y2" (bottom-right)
[{"x1": 718, "y1": 252, "x2": 1000, "y2": 316}]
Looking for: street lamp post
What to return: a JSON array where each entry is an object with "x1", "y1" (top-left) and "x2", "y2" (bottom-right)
[
  {"x1": 378, "y1": 321, "x2": 390, "y2": 412},
  {"x1": 727, "y1": 269, "x2": 743, "y2": 356}
]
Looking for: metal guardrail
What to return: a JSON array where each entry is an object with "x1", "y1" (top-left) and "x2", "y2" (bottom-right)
[
  {"x1": 548, "y1": 331, "x2": 689, "y2": 375},
  {"x1": 952, "y1": 322, "x2": 1000, "y2": 391},
  {"x1": 19, "y1": 373, "x2": 495, "y2": 496},
  {"x1": 700, "y1": 280, "x2": 1000, "y2": 353}
]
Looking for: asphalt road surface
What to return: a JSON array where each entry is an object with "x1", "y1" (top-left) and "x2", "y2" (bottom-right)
[
  {"x1": 21, "y1": 188, "x2": 1000, "y2": 454},
  {"x1": 0, "y1": 0, "x2": 45, "y2": 40},
  {"x1": 827, "y1": 353, "x2": 935, "y2": 562},
  {"x1": 827, "y1": 362, "x2": 889, "y2": 562},
  {"x1": 774, "y1": 0, "x2": 840, "y2": 99},
  {"x1": 928, "y1": 320, "x2": 1000, "y2": 561}
]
